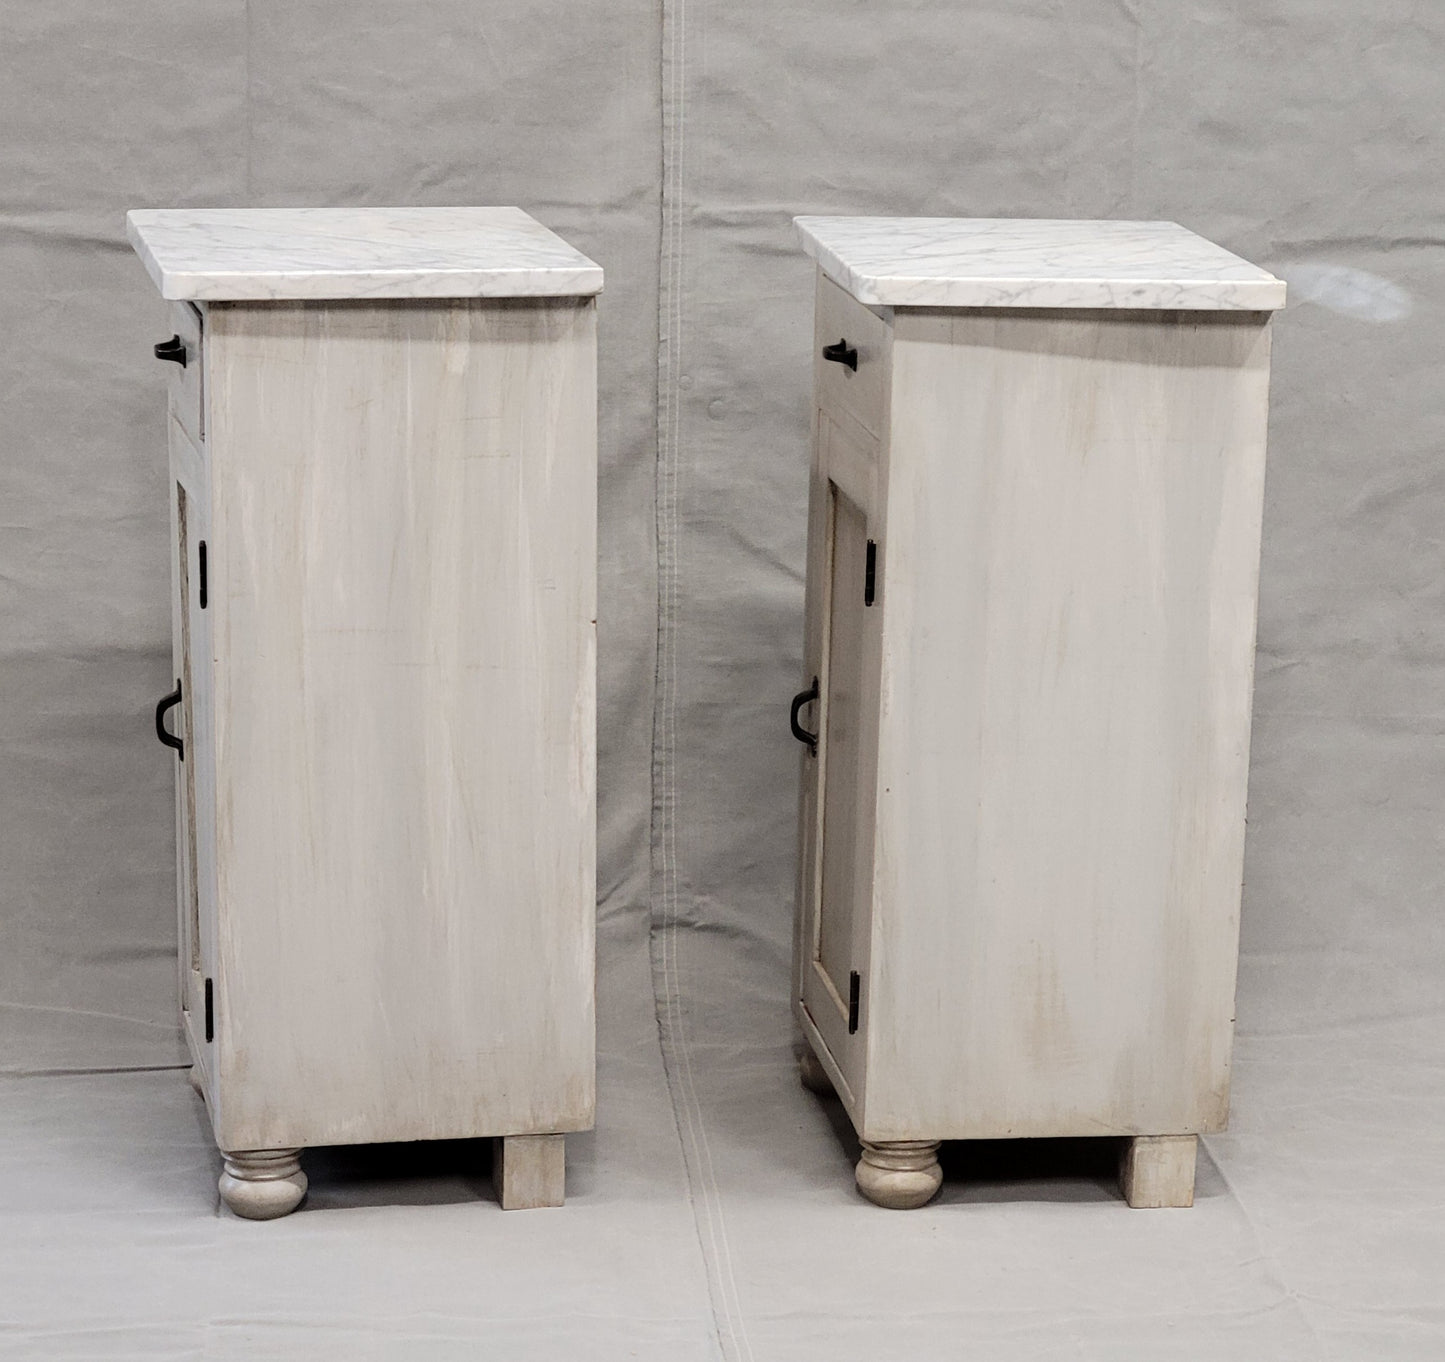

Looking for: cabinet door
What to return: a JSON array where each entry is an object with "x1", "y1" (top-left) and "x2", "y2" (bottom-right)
[
  {"x1": 167, "y1": 422, "x2": 215, "y2": 1077},
  {"x1": 797, "y1": 411, "x2": 883, "y2": 1097}
]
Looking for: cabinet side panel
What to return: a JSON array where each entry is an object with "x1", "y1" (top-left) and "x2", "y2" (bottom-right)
[
  {"x1": 865, "y1": 309, "x2": 1271, "y2": 1142},
  {"x1": 207, "y1": 299, "x2": 596, "y2": 1150}
]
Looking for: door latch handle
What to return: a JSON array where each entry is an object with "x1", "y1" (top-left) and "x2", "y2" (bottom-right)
[
  {"x1": 821, "y1": 338, "x2": 857, "y2": 371},
  {"x1": 790, "y1": 677, "x2": 819, "y2": 756},
  {"x1": 155, "y1": 680, "x2": 184, "y2": 759},
  {"x1": 154, "y1": 335, "x2": 187, "y2": 367}
]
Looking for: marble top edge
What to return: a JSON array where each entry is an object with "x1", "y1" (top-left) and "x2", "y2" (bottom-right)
[
  {"x1": 794, "y1": 217, "x2": 1285, "y2": 310},
  {"x1": 126, "y1": 207, "x2": 603, "y2": 300}
]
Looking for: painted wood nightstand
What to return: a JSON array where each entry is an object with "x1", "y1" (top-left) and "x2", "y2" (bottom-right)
[
  {"x1": 788, "y1": 217, "x2": 1284, "y2": 1209},
  {"x1": 129, "y1": 207, "x2": 601, "y2": 1218}
]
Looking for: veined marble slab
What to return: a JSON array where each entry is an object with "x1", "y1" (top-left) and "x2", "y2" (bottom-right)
[
  {"x1": 126, "y1": 207, "x2": 603, "y2": 301},
  {"x1": 794, "y1": 217, "x2": 1285, "y2": 311}
]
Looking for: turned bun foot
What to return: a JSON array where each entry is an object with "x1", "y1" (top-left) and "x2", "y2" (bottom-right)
[
  {"x1": 798, "y1": 1045, "x2": 835, "y2": 1096},
  {"x1": 219, "y1": 1149, "x2": 308, "y2": 1220},
  {"x1": 856, "y1": 1140, "x2": 942, "y2": 1209}
]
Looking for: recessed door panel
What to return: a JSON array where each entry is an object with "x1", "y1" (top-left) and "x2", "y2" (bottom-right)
[
  {"x1": 168, "y1": 419, "x2": 215, "y2": 1091},
  {"x1": 817, "y1": 487, "x2": 869, "y2": 1004},
  {"x1": 176, "y1": 483, "x2": 201, "y2": 983}
]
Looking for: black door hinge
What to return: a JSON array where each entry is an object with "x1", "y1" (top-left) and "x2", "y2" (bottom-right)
[
  {"x1": 864, "y1": 540, "x2": 877, "y2": 606},
  {"x1": 204, "y1": 978, "x2": 214, "y2": 1042},
  {"x1": 848, "y1": 970, "x2": 861, "y2": 1034},
  {"x1": 198, "y1": 541, "x2": 207, "y2": 609}
]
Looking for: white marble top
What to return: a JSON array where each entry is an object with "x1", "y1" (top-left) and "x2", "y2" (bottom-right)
[
  {"x1": 794, "y1": 217, "x2": 1285, "y2": 310},
  {"x1": 126, "y1": 207, "x2": 603, "y2": 301}
]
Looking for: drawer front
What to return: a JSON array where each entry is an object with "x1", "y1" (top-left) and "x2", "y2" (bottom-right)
[
  {"x1": 814, "y1": 271, "x2": 889, "y2": 440},
  {"x1": 165, "y1": 301, "x2": 204, "y2": 446}
]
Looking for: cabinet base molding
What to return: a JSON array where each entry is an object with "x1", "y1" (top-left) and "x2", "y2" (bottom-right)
[
  {"x1": 856, "y1": 1140, "x2": 942, "y2": 1209},
  {"x1": 1119, "y1": 1134, "x2": 1197, "y2": 1208},
  {"x1": 798, "y1": 1046, "x2": 835, "y2": 1097},
  {"x1": 218, "y1": 1148, "x2": 308, "y2": 1220},
  {"x1": 493, "y1": 1134, "x2": 566, "y2": 1210}
]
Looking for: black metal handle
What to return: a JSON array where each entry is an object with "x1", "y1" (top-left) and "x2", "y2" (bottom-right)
[
  {"x1": 155, "y1": 681, "x2": 184, "y2": 760},
  {"x1": 790, "y1": 677, "x2": 819, "y2": 756},
  {"x1": 154, "y1": 335, "x2": 187, "y2": 368},
  {"x1": 822, "y1": 338, "x2": 858, "y2": 372}
]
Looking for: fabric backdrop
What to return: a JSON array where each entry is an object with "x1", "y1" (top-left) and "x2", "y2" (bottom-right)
[{"x1": 1, "y1": 2, "x2": 1442, "y2": 1357}]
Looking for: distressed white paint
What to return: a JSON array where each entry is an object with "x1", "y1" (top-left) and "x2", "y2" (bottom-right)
[
  {"x1": 139, "y1": 226, "x2": 599, "y2": 1211},
  {"x1": 203, "y1": 297, "x2": 597, "y2": 1157},
  {"x1": 795, "y1": 248, "x2": 1276, "y2": 1208},
  {"x1": 795, "y1": 217, "x2": 1286, "y2": 311},
  {"x1": 813, "y1": 273, "x2": 889, "y2": 438},
  {"x1": 164, "y1": 302, "x2": 204, "y2": 445},
  {"x1": 127, "y1": 207, "x2": 604, "y2": 301},
  {"x1": 798, "y1": 411, "x2": 884, "y2": 1099}
]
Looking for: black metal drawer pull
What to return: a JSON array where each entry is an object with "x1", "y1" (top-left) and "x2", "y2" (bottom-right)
[
  {"x1": 154, "y1": 335, "x2": 187, "y2": 367},
  {"x1": 821, "y1": 338, "x2": 857, "y2": 371},
  {"x1": 155, "y1": 680, "x2": 184, "y2": 759},
  {"x1": 790, "y1": 677, "x2": 819, "y2": 756}
]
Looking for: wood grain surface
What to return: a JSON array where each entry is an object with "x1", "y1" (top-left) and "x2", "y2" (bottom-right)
[
  {"x1": 861, "y1": 305, "x2": 1271, "y2": 1143},
  {"x1": 199, "y1": 297, "x2": 597, "y2": 1152}
]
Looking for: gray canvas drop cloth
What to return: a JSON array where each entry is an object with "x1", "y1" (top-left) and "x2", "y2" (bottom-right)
[{"x1": 1, "y1": 1, "x2": 1443, "y2": 1357}]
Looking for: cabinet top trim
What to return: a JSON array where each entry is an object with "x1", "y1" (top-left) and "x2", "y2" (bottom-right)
[
  {"x1": 794, "y1": 217, "x2": 1284, "y2": 312},
  {"x1": 127, "y1": 207, "x2": 603, "y2": 302}
]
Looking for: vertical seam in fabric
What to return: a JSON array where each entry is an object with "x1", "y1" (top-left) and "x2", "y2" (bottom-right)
[
  {"x1": 1125, "y1": 0, "x2": 1144, "y2": 212},
  {"x1": 651, "y1": 1, "x2": 756, "y2": 1358},
  {"x1": 243, "y1": 0, "x2": 253, "y2": 197}
]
